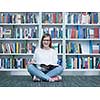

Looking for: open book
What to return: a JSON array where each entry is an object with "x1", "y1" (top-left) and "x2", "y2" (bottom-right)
[{"x1": 33, "y1": 63, "x2": 59, "y2": 70}]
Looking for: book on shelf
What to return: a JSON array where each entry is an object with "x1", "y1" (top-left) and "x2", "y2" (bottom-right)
[
  {"x1": 57, "y1": 58, "x2": 62, "y2": 66},
  {"x1": 15, "y1": 58, "x2": 23, "y2": 69},
  {"x1": 0, "y1": 58, "x2": 2, "y2": 68},
  {"x1": 27, "y1": 42, "x2": 36, "y2": 53},
  {"x1": 66, "y1": 57, "x2": 74, "y2": 69},
  {"x1": 52, "y1": 43, "x2": 63, "y2": 53},
  {"x1": 0, "y1": 27, "x2": 3, "y2": 38},
  {"x1": 94, "y1": 27, "x2": 99, "y2": 38}
]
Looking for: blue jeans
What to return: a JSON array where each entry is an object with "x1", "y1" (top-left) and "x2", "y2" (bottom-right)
[{"x1": 27, "y1": 64, "x2": 64, "y2": 81}]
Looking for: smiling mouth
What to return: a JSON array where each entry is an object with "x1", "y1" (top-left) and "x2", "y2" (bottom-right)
[{"x1": 44, "y1": 43, "x2": 49, "y2": 45}]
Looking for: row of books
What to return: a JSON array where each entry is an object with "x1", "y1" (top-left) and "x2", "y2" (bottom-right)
[
  {"x1": 1, "y1": 12, "x2": 100, "y2": 24},
  {"x1": 66, "y1": 56, "x2": 100, "y2": 69},
  {"x1": 0, "y1": 57, "x2": 62, "y2": 69},
  {"x1": 66, "y1": 26, "x2": 100, "y2": 39},
  {"x1": 66, "y1": 42, "x2": 100, "y2": 54},
  {"x1": 0, "y1": 12, "x2": 63, "y2": 24},
  {"x1": 0, "y1": 12, "x2": 39, "y2": 23},
  {"x1": 0, "y1": 42, "x2": 36, "y2": 53},
  {"x1": 0, "y1": 58, "x2": 30, "y2": 69},
  {"x1": 42, "y1": 12, "x2": 63, "y2": 23},
  {"x1": 65, "y1": 12, "x2": 100, "y2": 24},
  {"x1": 42, "y1": 27, "x2": 63, "y2": 38},
  {"x1": 0, "y1": 26, "x2": 38, "y2": 38},
  {"x1": 66, "y1": 42, "x2": 82, "y2": 53},
  {"x1": 14, "y1": 27, "x2": 38, "y2": 38},
  {"x1": 0, "y1": 42, "x2": 63, "y2": 54},
  {"x1": 1, "y1": 41, "x2": 99, "y2": 54}
]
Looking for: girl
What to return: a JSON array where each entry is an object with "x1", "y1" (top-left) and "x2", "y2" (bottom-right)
[{"x1": 27, "y1": 34, "x2": 64, "y2": 82}]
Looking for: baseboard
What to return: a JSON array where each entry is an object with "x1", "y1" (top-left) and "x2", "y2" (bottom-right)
[{"x1": 0, "y1": 70, "x2": 100, "y2": 76}]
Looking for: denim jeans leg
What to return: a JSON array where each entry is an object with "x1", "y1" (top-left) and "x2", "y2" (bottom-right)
[
  {"x1": 46, "y1": 66, "x2": 64, "y2": 77},
  {"x1": 27, "y1": 64, "x2": 51, "y2": 81}
]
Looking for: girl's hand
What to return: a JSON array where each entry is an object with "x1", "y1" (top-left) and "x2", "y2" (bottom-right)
[{"x1": 28, "y1": 59, "x2": 36, "y2": 64}]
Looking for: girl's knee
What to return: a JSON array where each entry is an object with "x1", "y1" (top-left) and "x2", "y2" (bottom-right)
[
  {"x1": 59, "y1": 66, "x2": 64, "y2": 72},
  {"x1": 27, "y1": 64, "x2": 33, "y2": 71}
]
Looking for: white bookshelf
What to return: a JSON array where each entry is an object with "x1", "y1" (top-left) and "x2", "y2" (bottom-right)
[{"x1": 0, "y1": 12, "x2": 100, "y2": 75}]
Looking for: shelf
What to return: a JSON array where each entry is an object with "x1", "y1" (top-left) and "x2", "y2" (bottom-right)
[
  {"x1": 0, "y1": 53, "x2": 34, "y2": 56},
  {"x1": 0, "y1": 38, "x2": 39, "y2": 41},
  {"x1": 0, "y1": 68, "x2": 27, "y2": 71},
  {"x1": 65, "y1": 53, "x2": 100, "y2": 56},
  {"x1": 64, "y1": 69, "x2": 100, "y2": 71},
  {"x1": 52, "y1": 38, "x2": 63, "y2": 41},
  {"x1": 65, "y1": 38, "x2": 100, "y2": 41},
  {"x1": 0, "y1": 23, "x2": 39, "y2": 26},
  {"x1": 0, "y1": 69, "x2": 100, "y2": 76},
  {"x1": 0, "y1": 53, "x2": 63, "y2": 56},
  {"x1": 1, "y1": 68, "x2": 100, "y2": 72},
  {"x1": 0, "y1": 12, "x2": 100, "y2": 75},
  {"x1": 65, "y1": 23, "x2": 100, "y2": 26},
  {"x1": 57, "y1": 53, "x2": 63, "y2": 56},
  {"x1": 42, "y1": 23, "x2": 63, "y2": 26}
]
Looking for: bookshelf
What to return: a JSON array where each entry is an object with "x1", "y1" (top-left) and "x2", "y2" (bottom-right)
[
  {"x1": 65, "y1": 12, "x2": 100, "y2": 75},
  {"x1": 0, "y1": 12, "x2": 100, "y2": 75},
  {"x1": 0, "y1": 12, "x2": 40, "y2": 73}
]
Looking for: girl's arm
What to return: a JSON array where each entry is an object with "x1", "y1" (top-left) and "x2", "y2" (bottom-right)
[{"x1": 28, "y1": 58, "x2": 36, "y2": 64}]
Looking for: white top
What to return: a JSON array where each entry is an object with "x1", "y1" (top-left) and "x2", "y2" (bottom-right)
[{"x1": 34, "y1": 48, "x2": 58, "y2": 65}]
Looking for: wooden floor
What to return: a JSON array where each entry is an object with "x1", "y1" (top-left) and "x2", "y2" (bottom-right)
[{"x1": 0, "y1": 75, "x2": 100, "y2": 87}]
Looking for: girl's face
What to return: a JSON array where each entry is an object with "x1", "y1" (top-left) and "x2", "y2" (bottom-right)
[{"x1": 42, "y1": 36, "x2": 51, "y2": 49}]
